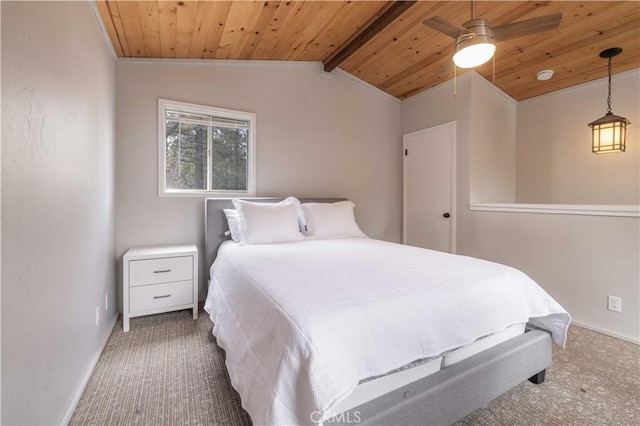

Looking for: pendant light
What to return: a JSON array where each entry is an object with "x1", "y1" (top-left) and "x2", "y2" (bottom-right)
[{"x1": 588, "y1": 47, "x2": 630, "y2": 154}]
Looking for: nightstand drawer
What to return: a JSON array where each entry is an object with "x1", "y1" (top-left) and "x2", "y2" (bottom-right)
[
  {"x1": 130, "y1": 280, "x2": 193, "y2": 312},
  {"x1": 129, "y1": 256, "x2": 193, "y2": 287}
]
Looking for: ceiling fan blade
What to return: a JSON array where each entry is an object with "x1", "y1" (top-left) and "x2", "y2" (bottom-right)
[
  {"x1": 493, "y1": 12, "x2": 562, "y2": 42},
  {"x1": 423, "y1": 16, "x2": 473, "y2": 39}
]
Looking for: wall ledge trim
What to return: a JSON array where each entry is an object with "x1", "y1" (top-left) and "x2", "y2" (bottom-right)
[{"x1": 469, "y1": 203, "x2": 640, "y2": 217}]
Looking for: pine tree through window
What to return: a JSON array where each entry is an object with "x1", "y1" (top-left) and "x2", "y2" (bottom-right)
[{"x1": 159, "y1": 99, "x2": 255, "y2": 196}]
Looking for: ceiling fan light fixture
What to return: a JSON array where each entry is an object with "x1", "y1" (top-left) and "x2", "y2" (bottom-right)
[
  {"x1": 453, "y1": 39, "x2": 496, "y2": 68},
  {"x1": 452, "y1": 20, "x2": 496, "y2": 69},
  {"x1": 423, "y1": 5, "x2": 562, "y2": 70}
]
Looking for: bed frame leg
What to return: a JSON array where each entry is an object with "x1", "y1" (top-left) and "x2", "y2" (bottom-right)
[{"x1": 528, "y1": 369, "x2": 546, "y2": 384}]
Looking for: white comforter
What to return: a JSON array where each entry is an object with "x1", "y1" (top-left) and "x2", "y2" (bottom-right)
[{"x1": 205, "y1": 238, "x2": 570, "y2": 426}]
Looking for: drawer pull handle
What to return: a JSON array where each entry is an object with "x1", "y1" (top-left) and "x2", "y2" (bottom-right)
[
  {"x1": 153, "y1": 294, "x2": 171, "y2": 299},
  {"x1": 154, "y1": 269, "x2": 171, "y2": 274}
]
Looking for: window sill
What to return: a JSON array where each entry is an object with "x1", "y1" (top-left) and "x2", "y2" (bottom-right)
[
  {"x1": 159, "y1": 191, "x2": 255, "y2": 198},
  {"x1": 468, "y1": 203, "x2": 640, "y2": 218}
]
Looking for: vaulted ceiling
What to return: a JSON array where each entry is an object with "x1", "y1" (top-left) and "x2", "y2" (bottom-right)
[{"x1": 96, "y1": 1, "x2": 640, "y2": 101}]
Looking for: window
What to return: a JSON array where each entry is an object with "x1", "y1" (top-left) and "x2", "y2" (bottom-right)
[{"x1": 158, "y1": 99, "x2": 256, "y2": 196}]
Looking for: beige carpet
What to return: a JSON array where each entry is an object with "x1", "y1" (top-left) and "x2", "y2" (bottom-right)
[{"x1": 70, "y1": 307, "x2": 639, "y2": 425}]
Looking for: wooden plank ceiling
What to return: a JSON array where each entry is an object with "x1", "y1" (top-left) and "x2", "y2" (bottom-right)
[{"x1": 97, "y1": 1, "x2": 640, "y2": 101}]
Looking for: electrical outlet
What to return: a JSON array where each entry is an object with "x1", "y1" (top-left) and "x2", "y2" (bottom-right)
[
  {"x1": 608, "y1": 295, "x2": 622, "y2": 313},
  {"x1": 95, "y1": 305, "x2": 100, "y2": 325},
  {"x1": 105, "y1": 292, "x2": 109, "y2": 311}
]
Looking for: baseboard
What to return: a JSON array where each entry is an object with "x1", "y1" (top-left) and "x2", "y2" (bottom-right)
[
  {"x1": 59, "y1": 314, "x2": 118, "y2": 425},
  {"x1": 571, "y1": 321, "x2": 639, "y2": 345}
]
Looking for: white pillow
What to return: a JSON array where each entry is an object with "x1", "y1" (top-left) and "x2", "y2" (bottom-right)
[
  {"x1": 223, "y1": 209, "x2": 241, "y2": 242},
  {"x1": 232, "y1": 197, "x2": 305, "y2": 245},
  {"x1": 301, "y1": 200, "x2": 367, "y2": 239}
]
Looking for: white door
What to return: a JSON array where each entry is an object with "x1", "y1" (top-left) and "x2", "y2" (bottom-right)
[{"x1": 403, "y1": 121, "x2": 456, "y2": 253}]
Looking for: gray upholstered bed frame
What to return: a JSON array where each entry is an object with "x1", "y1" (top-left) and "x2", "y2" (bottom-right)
[
  {"x1": 204, "y1": 197, "x2": 552, "y2": 426},
  {"x1": 204, "y1": 197, "x2": 346, "y2": 282}
]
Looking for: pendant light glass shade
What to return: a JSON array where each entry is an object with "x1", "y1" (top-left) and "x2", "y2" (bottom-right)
[
  {"x1": 453, "y1": 19, "x2": 496, "y2": 69},
  {"x1": 589, "y1": 113, "x2": 629, "y2": 154},
  {"x1": 589, "y1": 47, "x2": 630, "y2": 154},
  {"x1": 453, "y1": 40, "x2": 496, "y2": 68}
]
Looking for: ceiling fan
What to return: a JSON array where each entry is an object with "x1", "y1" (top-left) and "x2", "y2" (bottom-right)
[{"x1": 423, "y1": 0, "x2": 562, "y2": 69}]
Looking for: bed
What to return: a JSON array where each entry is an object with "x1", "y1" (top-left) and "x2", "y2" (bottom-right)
[{"x1": 204, "y1": 197, "x2": 570, "y2": 425}]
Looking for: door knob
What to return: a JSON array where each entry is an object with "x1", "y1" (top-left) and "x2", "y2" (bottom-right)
[{"x1": 443, "y1": 212, "x2": 450, "y2": 218}]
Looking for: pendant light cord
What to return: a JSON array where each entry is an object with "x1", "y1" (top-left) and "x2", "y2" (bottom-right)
[
  {"x1": 492, "y1": 54, "x2": 496, "y2": 84},
  {"x1": 454, "y1": 64, "x2": 457, "y2": 97},
  {"x1": 607, "y1": 56, "x2": 612, "y2": 114}
]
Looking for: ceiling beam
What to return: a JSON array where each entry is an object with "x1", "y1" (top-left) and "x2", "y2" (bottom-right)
[{"x1": 323, "y1": 1, "x2": 418, "y2": 73}]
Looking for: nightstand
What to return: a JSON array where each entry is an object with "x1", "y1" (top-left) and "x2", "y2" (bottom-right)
[{"x1": 123, "y1": 244, "x2": 198, "y2": 332}]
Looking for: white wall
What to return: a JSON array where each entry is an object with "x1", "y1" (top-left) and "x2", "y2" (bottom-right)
[
  {"x1": 116, "y1": 60, "x2": 402, "y2": 308},
  {"x1": 402, "y1": 72, "x2": 516, "y2": 207},
  {"x1": 517, "y1": 69, "x2": 640, "y2": 204},
  {"x1": 402, "y1": 71, "x2": 640, "y2": 343},
  {"x1": 1, "y1": 2, "x2": 117, "y2": 424},
  {"x1": 470, "y1": 76, "x2": 517, "y2": 203}
]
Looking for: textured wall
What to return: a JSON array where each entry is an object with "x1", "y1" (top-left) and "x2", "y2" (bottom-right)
[
  {"x1": 469, "y1": 76, "x2": 517, "y2": 203},
  {"x1": 115, "y1": 60, "x2": 402, "y2": 309},
  {"x1": 1, "y1": 2, "x2": 117, "y2": 423}
]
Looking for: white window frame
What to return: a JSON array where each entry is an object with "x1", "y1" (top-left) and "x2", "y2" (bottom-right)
[{"x1": 158, "y1": 98, "x2": 256, "y2": 197}]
